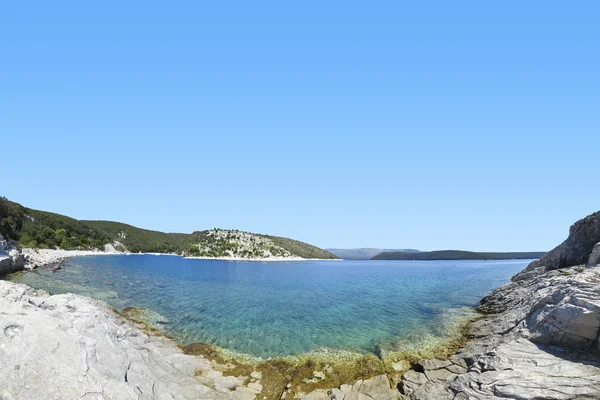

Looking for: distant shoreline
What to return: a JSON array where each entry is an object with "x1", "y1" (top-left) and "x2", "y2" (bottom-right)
[
  {"x1": 21, "y1": 248, "x2": 340, "y2": 269},
  {"x1": 372, "y1": 250, "x2": 546, "y2": 261}
]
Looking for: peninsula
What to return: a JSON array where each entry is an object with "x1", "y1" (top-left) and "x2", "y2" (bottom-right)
[{"x1": 0, "y1": 197, "x2": 337, "y2": 270}]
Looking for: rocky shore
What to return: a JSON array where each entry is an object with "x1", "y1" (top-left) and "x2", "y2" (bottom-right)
[
  {"x1": 0, "y1": 280, "x2": 398, "y2": 400},
  {"x1": 394, "y1": 211, "x2": 600, "y2": 399},
  {"x1": 303, "y1": 211, "x2": 600, "y2": 399},
  {"x1": 0, "y1": 280, "x2": 262, "y2": 400},
  {"x1": 2, "y1": 211, "x2": 600, "y2": 399}
]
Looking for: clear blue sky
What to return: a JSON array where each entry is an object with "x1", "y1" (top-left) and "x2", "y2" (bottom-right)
[{"x1": 2, "y1": 2, "x2": 599, "y2": 251}]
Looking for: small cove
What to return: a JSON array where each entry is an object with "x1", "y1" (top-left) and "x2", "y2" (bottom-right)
[{"x1": 7, "y1": 255, "x2": 528, "y2": 359}]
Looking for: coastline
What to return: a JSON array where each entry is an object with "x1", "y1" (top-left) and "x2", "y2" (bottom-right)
[
  {"x1": 21, "y1": 248, "x2": 339, "y2": 270},
  {"x1": 0, "y1": 277, "x2": 412, "y2": 400},
  {"x1": 6, "y1": 249, "x2": 476, "y2": 400},
  {"x1": 6, "y1": 208, "x2": 600, "y2": 399}
]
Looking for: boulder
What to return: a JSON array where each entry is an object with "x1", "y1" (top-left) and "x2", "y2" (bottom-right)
[
  {"x1": 589, "y1": 242, "x2": 600, "y2": 267},
  {"x1": 0, "y1": 255, "x2": 12, "y2": 275},
  {"x1": 0, "y1": 250, "x2": 25, "y2": 276},
  {"x1": 8, "y1": 249, "x2": 24, "y2": 269},
  {"x1": 104, "y1": 241, "x2": 128, "y2": 253}
]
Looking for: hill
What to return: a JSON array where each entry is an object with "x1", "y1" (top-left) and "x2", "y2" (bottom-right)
[
  {"x1": 326, "y1": 248, "x2": 420, "y2": 260},
  {"x1": 82, "y1": 220, "x2": 189, "y2": 253},
  {"x1": 0, "y1": 197, "x2": 337, "y2": 259},
  {"x1": 372, "y1": 250, "x2": 546, "y2": 260}
]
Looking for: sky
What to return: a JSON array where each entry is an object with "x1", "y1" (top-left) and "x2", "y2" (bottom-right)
[{"x1": 2, "y1": 2, "x2": 599, "y2": 252}]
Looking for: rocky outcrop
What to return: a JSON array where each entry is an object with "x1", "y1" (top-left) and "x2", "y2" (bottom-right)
[
  {"x1": 393, "y1": 211, "x2": 600, "y2": 400},
  {"x1": 589, "y1": 242, "x2": 600, "y2": 267},
  {"x1": 0, "y1": 235, "x2": 25, "y2": 276},
  {"x1": 0, "y1": 281, "x2": 264, "y2": 399},
  {"x1": 104, "y1": 240, "x2": 129, "y2": 253},
  {"x1": 300, "y1": 375, "x2": 400, "y2": 400},
  {"x1": 396, "y1": 265, "x2": 600, "y2": 399},
  {"x1": 514, "y1": 211, "x2": 600, "y2": 281}
]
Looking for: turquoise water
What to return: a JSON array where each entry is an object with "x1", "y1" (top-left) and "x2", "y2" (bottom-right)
[{"x1": 7, "y1": 255, "x2": 528, "y2": 358}]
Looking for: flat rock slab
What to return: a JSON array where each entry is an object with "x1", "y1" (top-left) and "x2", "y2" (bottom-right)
[
  {"x1": 0, "y1": 281, "x2": 255, "y2": 400},
  {"x1": 399, "y1": 266, "x2": 600, "y2": 399}
]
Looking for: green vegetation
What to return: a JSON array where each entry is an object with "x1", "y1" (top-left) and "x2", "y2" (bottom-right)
[
  {"x1": 82, "y1": 220, "x2": 188, "y2": 253},
  {"x1": 0, "y1": 197, "x2": 337, "y2": 259},
  {"x1": 0, "y1": 197, "x2": 110, "y2": 249},
  {"x1": 261, "y1": 235, "x2": 338, "y2": 259},
  {"x1": 372, "y1": 250, "x2": 546, "y2": 260}
]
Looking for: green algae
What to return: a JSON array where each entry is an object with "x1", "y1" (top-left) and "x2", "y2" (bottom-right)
[{"x1": 121, "y1": 304, "x2": 481, "y2": 400}]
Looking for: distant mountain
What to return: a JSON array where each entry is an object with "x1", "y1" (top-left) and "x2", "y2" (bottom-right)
[
  {"x1": 372, "y1": 250, "x2": 546, "y2": 261},
  {"x1": 326, "y1": 248, "x2": 420, "y2": 260}
]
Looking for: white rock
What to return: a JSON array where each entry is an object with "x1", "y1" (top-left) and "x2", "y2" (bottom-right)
[
  {"x1": 0, "y1": 280, "x2": 256, "y2": 399},
  {"x1": 588, "y1": 242, "x2": 600, "y2": 266}
]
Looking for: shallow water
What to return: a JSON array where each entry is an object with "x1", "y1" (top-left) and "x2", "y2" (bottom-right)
[{"x1": 8, "y1": 255, "x2": 528, "y2": 358}]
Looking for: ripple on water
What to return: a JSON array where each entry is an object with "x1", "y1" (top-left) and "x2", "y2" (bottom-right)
[{"x1": 6, "y1": 255, "x2": 528, "y2": 358}]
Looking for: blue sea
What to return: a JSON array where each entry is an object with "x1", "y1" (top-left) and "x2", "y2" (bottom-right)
[{"x1": 7, "y1": 255, "x2": 528, "y2": 358}]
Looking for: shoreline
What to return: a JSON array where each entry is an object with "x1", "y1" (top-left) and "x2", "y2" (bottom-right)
[
  {"x1": 7, "y1": 250, "x2": 478, "y2": 399},
  {"x1": 0, "y1": 274, "x2": 473, "y2": 400},
  {"x1": 21, "y1": 248, "x2": 339, "y2": 269}
]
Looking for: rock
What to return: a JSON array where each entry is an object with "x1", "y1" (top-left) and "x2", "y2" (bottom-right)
[
  {"x1": 213, "y1": 375, "x2": 243, "y2": 393},
  {"x1": 250, "y1": 370, "x2": 262, "y2": 380},
  {"x1": 0, "y1": 250, "x2": 25, "y2": 276},
  {"x1": 303, "y1": 375, "x2": 399, "y2": 400},
  {"x1": 423, "y1": 369, "x2": 456, "y2": 383},
  {"x1": 104, "y1": 241, "x2": 128, "y2": 253},
  {"x1": 395, "y1": 210, "x2": 600, "y2": 399},
  {"x1": 357, "y1": 375, "x2": 400, "y2": 399},
  {"x1": 416, "y1": 358, "x2": 452, "y2": 371},
  {"x1": 300, "y1": 390, "x2": 329, "y2": 400},
  {"x1": 589, "y1": 242, "x2": 600, "y2": 266},
  {"x1": 0, "y1": 280, "x2": 257, "y2": 399},
  {"x1": 402, "y1": 371, "x2": 429, "y2": 385},
  {"x1": 0, "y1": 255, "x2": 13, "y2": 275},
  {"x1": 514, "y1": 210, "x2": 600, "y2": 281},
  {"x1": 8, "y1": 249, "x2": 24, "y2": 269},
  {"x1": 391, "y1": 360, "x2": 410, "y2": 372}
]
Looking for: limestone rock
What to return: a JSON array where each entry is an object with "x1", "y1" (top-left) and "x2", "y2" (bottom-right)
[
  {"x1": 0, "y1": 255, "x2": 12, "y2": 275},
  {"x1": 302, "y1": 375, "x2": 399, "y2": 400},
  {"x1": 589, "y1": 242, "x2": 600, "y2": 267},
  {"x1": 0, "y1": 280, "x2": 257, "y2": 399},
  {"x1": 8, "y1": 249, "x2": 24, "y2": 269},
  {"x1": 0, "y1": 249, "x2": 24, "y2": 276},
  {"x1": 514, "y1": 210, "x2": 600, "y2": 281},
  {"x1": 397, "y1": 266, "x2": 600, "y2": 399},
  {"x1": 104, "y1": 241, "x2": 128, "y2": 253}
]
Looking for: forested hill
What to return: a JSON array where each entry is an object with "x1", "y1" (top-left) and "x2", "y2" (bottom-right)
[
  {"x1": 0, "y1": 197, "x2": 338, "y2": 259},
  {"x1": 372, "y1": 250, "x2": 546, "y2": 260}
]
